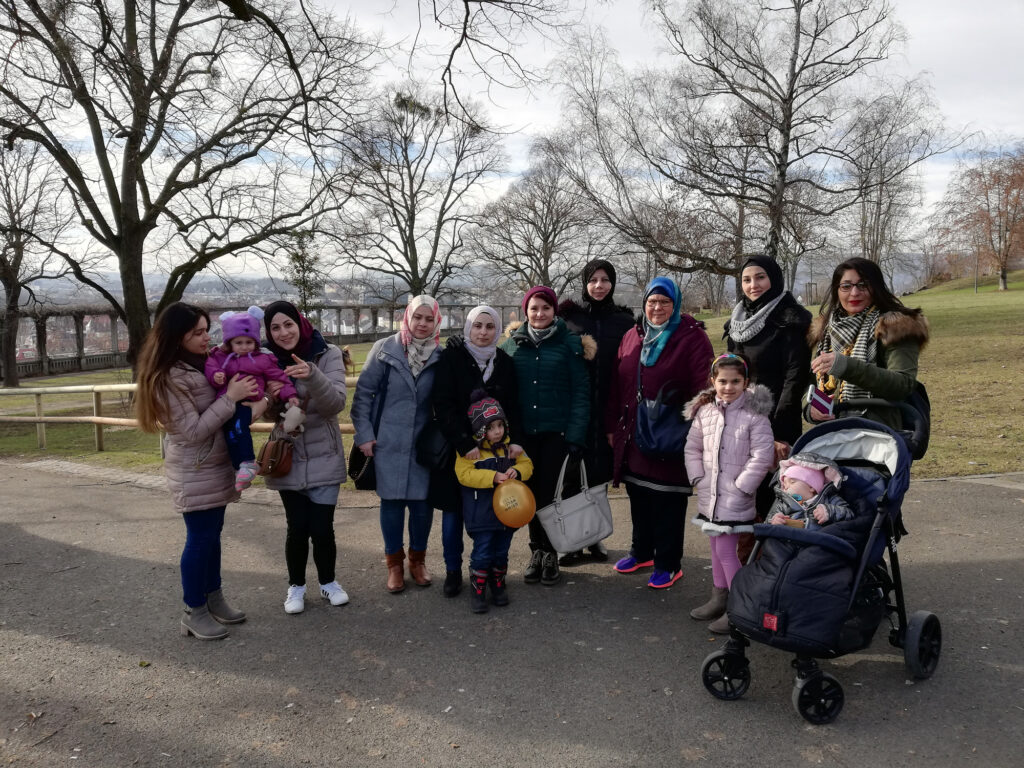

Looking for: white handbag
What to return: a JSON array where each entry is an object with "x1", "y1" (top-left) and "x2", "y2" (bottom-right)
[{"x1": 535, "y1": 456, "x2": 614, "y2": 552}]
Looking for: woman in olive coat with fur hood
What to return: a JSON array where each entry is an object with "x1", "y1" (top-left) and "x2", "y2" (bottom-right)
[{"x1": 809, "y1": 257, "x2": 929, "y2": 432}]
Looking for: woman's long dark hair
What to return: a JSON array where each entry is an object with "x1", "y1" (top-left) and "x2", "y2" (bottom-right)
[
  {"x1": 135, "y1": 303, "x2": 210, "y2": 433},
  {"x1": 819, "y1": 257, "x2": 917, "y2": 318}
]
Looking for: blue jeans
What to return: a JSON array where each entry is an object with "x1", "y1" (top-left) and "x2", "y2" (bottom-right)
[
  {"x1": 441, "y1": 507, "x2": 465, "y2": 571},
  {"x1": 380, "y1": 499, "x2": 433, "y2": 555},
  {"x1": 468, "y1": 528, "x2": 515, "y2": 572},
  {"x1": 223, "y1": 401, "x2": 255, "y2": 469},
  {"x1": 181, "y1": 507, "x2": 226, "y2": 608}
]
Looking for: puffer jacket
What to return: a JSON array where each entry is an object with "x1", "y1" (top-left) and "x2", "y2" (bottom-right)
[
  {"x1": 808, "y1": 310, "x2": 929, "y2": 431},
  {"x1": 351, "y1": 333, "x2": 440, "y2": 501},
  {"x1": 499, "y1": 318, "x2": 590, "y2": 447},
  {"x1": 455, "y1": 439, "x2": 535, "y2": 534},
  {"x1": 204, "y1": 348, "x2": 297, "y2": 401},
  {"x1": 265, "y1": 344, "x2": 348, "y2": 492},
  {"x1": 160, "y1": 361, "x2": 239, "y2": 514},
  {"x1": 605, "y1": 315, "x2": 714, "y2": 487},
  {"x1": 684, "y1": 385, "x2": 776, "y2": 528}
]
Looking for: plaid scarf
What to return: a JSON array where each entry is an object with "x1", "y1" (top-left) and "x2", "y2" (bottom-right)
[{"x1": 817, "y1": 306, "x2": 881, "y2": 401}]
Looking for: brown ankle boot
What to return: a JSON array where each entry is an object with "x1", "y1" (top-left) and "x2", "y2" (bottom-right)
[
  {"x1": 408, "y1": 549, "x2": 432, "y2": 587},
  {"x1": 690, "y1": 587, "x2": 728, "y2": 621},
  {"x1": 385, "y1": 549, "x2": 406, "y2": 593}
]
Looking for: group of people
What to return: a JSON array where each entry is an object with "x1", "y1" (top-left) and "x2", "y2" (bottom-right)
[{"x1": 134, "y1": 255, "x2": 927, "y2": 638}]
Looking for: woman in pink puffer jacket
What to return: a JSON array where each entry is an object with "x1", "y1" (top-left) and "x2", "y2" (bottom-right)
[{"x1": 683, "y1": 354, "x2": 775, "y2": 633}]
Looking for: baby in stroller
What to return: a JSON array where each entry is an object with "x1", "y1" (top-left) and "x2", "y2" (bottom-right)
[
  {"x1": 699, "y1": 418, "x2": 941, "y2": 724},
  {"x1": 768, "y1": 453, "x2": 854, "y2": 531}
]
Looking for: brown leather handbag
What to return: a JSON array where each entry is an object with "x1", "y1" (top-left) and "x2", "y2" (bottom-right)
[{"x1": 257, "y1": 426, "x2": 293, "y2": 477}]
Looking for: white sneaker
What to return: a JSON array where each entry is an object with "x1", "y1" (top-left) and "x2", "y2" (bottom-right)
[
  {"x1": 284, "y1": 585, "x2": 305, "y2": 614},
  {"x1": 319, "y1": 581, "x2": 350, "y2": 606}
]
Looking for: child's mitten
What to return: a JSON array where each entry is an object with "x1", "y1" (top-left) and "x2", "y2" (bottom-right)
[{"x1": 282, "y1": 403, "x2": 306, "y2": 434}]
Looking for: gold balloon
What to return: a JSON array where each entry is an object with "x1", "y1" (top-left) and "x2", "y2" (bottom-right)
[{"x1": 492, "y1": 479, "x2": 536, "y2": 528}]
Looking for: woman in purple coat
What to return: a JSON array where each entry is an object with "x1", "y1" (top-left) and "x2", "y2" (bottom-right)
[{"x1": 605, "y1": 277, "x2": 714, "y2": 589}]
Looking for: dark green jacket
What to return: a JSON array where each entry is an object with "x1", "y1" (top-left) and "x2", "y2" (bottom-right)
[{"x1": 499, "y1": 318, "x2": 590, "y2": 446}]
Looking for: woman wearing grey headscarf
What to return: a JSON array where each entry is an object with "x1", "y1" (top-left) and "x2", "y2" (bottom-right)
[{"x1": 429, "y1": 305, "x2": 522, "y2": 598}]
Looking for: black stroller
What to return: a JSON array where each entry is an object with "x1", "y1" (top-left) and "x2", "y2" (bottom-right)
[{"x1": 699, "y1": 398, "x2": 941, "y2": 724}]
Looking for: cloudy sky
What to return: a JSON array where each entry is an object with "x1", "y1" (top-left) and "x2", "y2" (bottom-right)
[{"x1": 338, "y1": 0, "x2": 1024, "y2": 211}]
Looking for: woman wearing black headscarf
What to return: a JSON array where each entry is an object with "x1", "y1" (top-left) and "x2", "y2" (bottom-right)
[
  {"x1": 719, "y1": 256, "x2": 811, "y2": 570},
  {"x1": 558, "y1": 259, "x2": 635, "y2": 564}
]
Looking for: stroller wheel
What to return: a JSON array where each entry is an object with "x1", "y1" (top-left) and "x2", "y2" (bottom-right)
[
  {"x1": 792, "y1": 673, "x2": 844, "y2": 725},
  {"x1": 904, "y1": 610, "x2": 942, "y2": 679},
  {"x1": 701, "y1": 651, "x2": 750, "y2": 701}
]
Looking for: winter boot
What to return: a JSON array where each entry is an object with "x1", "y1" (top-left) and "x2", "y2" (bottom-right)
[
  {"x1": 489, "y1": 566, "x2": 510, "y2": 607},
  {"x1": 540, "y1": 551, "x2": 561, "y2": 586},
  {"x1": 180, "y1": 603, "x2": 229, "y2": 640},
  {"x1": 689, "y1": 587, "x2": 729, "y2": 621},
  {"x1": 443, "y1": 570, "x2": 463, "y2": 598},
  {"x1": 523, "y1": 549, "x2": 544, "y2": 584},
  {"x1": 385, "y1": 549, "x2": 406, "y2": 594},
  {"x1": 408, "y1": 549, "x2": 432, "y2": 587},
  {"x1": 708, "y1": 611, "x2": 732, "y2": 634},
  {"x1": 206, "y1": 588, "x2": 246, "y2": 624},
  {"x1": 469, "y1": 569, "x2": 489, "y2": 614}
]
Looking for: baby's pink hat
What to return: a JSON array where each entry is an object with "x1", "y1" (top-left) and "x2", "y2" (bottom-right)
[{"x1": 783, "y1": 464, "x2": 825, "y2": 494}]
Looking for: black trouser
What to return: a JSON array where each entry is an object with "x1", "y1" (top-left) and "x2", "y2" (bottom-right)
[
  {"x1": 520, "y1": 432, "x2": 579, "y2": 553},
  {"x1": 624, "y1": 481, "x2": 689, "y2": 573},
  {"x1": 280, "y1": 490, "x2": 337, "y2": 586}
]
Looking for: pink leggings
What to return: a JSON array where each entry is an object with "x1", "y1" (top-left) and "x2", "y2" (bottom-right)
[{"x1": 710, "y1": 534, "x2": 742, "y2": 589}]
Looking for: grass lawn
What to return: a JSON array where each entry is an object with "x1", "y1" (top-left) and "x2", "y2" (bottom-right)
[{"x1": 2, "y1": 277, "x2": 1021, "y2": 480}]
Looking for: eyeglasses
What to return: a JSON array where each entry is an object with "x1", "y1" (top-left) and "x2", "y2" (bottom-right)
[
  {"x1": 645, "y1": 298, "x2": 672, "y2": 307},
  {"x1": 838, "y1": 281, "x2": 870, "y2": 294}
]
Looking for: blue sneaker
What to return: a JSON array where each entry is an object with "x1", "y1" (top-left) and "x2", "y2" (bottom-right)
[
  {"x1": 647, "y1": 570, "x2": 682, "y2": 589},
  {"x1": 614, "y1": 556, "x2": 655, "y2": 574}
]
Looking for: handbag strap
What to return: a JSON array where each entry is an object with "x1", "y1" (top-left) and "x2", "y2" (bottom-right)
[
  {"x1": 371, "y1": 364, "x2": 392, "y2": 434},
  {"x1": 552, "y1": 454, "x2": 590, "y2": 503}
]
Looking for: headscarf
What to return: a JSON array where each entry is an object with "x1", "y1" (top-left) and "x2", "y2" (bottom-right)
[
  {"x1": 581, "y1": 258, "x2": 617, "y2": 310},
  {"x1": 728, "y1": 256, "x2": 787, "y2": 343},
  {"x1": 463, "y1": 305, "x2": 501, "y2": 382},
  {"x1": 263, "y1": 300, "x2": 326, "y2": 367},
  {"x1": 640, "y1": 277, "x2": 682, "y2": 367},
  {"x1": 400, "y1": 295, "x2": 442, "y2": 378}
]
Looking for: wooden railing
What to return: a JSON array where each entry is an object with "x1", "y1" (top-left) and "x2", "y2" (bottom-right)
[{"x1": 0, "y1": 379, "x2": 359, "y2": 450}]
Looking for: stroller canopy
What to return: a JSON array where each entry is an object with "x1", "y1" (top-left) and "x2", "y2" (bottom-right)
[{"x1": 791, "y1": 418, "x2": 912, "y2": 511}]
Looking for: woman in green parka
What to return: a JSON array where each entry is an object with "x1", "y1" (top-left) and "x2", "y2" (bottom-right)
[
  {"x1": 809, "y1": 257, "x2": 929, "y2": 430},
  {"x1": 500, "y1": 285, "x2": 592, "y2": 587}
]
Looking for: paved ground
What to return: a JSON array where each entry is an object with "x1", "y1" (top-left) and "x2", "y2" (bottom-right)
[{"x1": 0, "y1": 460, "x2": 1021, "y2": 767}]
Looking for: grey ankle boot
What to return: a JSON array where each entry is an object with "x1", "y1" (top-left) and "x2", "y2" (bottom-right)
[
  {"x1": 180, "y1": 603, "x2": 229, "y2": 640},
  {"x1": 206, "y1": 589, "x2": 246, "y2": 624},
  {"x1": 690, "y1": 587, "x2": 729, "y2": 621}
]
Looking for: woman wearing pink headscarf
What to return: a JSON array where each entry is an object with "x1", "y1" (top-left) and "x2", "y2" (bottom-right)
[{"x1": 351, "y1": 296, "x2": 443, "y2": 593}]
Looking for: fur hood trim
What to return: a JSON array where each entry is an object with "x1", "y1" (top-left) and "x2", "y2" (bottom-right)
[
  {"x1": 501, "y1": 319, "x2": 596, "y2": 360},
  {"x1": 579, "y1": 333, "x2": 597, "y2": 361},
  {"x1": 808, "y1": 309, "x2": 929, "y2": 349},
  {"x1": 683, "y1": 383, "x2": 773, "y2": 420}
]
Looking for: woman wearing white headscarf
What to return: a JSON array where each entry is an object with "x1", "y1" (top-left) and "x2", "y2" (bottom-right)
[
  {"x1": 352, "y1": 295, "x2": 443, "y2": 594},
  {"x1": 429, "y1": 305, "x2": 522, "y2": 597}
]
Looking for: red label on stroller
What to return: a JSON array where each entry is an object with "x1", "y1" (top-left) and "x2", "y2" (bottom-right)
[{"x1": 762, "y1": 613, "x2": 779, "y2": 631}]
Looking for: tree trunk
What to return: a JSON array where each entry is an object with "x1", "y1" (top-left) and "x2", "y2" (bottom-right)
[
  {"x1": 119, "y1": 234, "x2": 151, "y2": 372},
  {"x1": 998, "y1": 266, "x2": 1008, "y2": 291},
  {"x1": 1, "y1": 288, "x2": 21, "y2": 387}
]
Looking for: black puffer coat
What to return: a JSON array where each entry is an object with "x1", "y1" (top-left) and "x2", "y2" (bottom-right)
[
  {"x1": 724, "y1": 293, "x2": 811, "y2": 445},
  {"x1": 558, "y1": 298, "x2": 636, "y2": 482}
]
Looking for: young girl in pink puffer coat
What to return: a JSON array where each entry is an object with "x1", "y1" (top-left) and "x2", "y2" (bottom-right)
[{"x1": 684, "y1": 354, "x2": 775, "y2": 633}]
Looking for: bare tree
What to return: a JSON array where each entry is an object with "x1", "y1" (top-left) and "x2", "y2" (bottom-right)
[
  {"x1": 467, "y1": 155, "x2": 619, "y2": 294},
  {"x1": 938, "y1": 141, "x2": 1024, "y2": 291},
  {"x1": 335, "y1": 87, "x2": 505, "y2": 300},
  {"x1": 651, "y1": 0, "x2": 912, "y2": 259},
  {"x1": 0, "y1": 0, "x2": 375, "y2": 364},
  {"x1": 0, "y1": 144, "x2": 83, "y2": 386}
]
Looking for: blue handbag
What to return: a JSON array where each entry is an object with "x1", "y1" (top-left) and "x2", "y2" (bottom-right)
[{"x1": 634, "y1": 360, "x2": 691, "y2": 459}]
